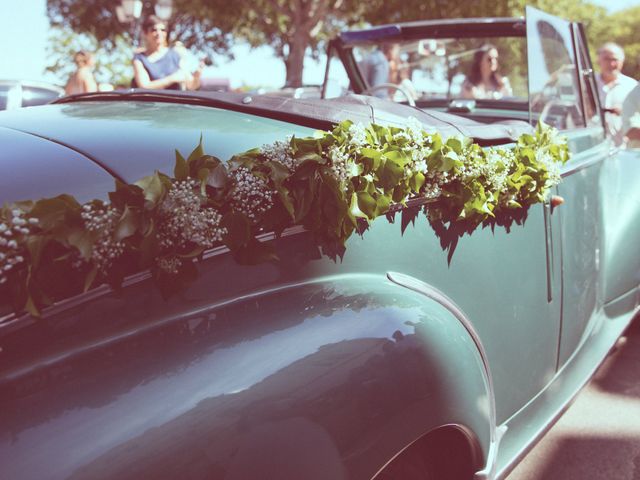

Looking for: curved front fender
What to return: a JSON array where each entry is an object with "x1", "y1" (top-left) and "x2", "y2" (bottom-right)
[{"x1": 0, "y1": 272, "x2": 492, "y2": 480}]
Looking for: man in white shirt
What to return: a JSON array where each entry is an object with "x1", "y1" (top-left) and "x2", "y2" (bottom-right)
[
  {"x1": 595, "y1": 42, "x2": 637, "y2": 145},
  {"x1": 622, "y1": 83, "x2": 640, "y2": 148}
]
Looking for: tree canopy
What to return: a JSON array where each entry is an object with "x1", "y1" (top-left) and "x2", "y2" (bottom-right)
[{"x1": 46, "y1": 0, "x2": 640, "y2": 89}]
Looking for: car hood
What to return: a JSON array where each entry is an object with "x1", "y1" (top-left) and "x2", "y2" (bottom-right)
[
  {"x1": 0, "y1": 101, "x2": 316, "y2": 186},
  {"x1": 0, "y1": 126, "x2": 115, "y2": 205}
]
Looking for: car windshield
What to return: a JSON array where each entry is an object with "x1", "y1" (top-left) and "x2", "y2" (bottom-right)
[
  {"x1": 323, "y1": 17, "x2": 591, "y2": 131},
  {"x1": 349, "y1": 37, "x2": 528, "y2": 103}
]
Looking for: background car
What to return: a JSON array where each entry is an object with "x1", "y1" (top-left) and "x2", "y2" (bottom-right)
[
  {"x1": 0, "y1": 7, "x2": 639, "y2": 480},
  {"x1": 0, "y1": 79, "x2": 63, "y2": 110}
]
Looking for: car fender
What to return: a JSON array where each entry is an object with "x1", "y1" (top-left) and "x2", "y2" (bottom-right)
[{"x1": 0, "y1": 270, "x2": 496, "y2": 480}]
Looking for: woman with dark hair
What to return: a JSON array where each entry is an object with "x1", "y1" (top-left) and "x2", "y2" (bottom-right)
[
  {"x1": 462, "y1": 45, "x2": 512, "y2": 99},
  {"x1": 132, "y1": 15, "x2": 201, "y2": 90}
]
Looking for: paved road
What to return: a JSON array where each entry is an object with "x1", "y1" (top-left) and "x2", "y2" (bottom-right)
[{"x1": 506, "y1": 319, "x2": 640, "y2": 480}]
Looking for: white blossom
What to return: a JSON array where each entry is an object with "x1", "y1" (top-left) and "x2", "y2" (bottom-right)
[
  {"x1": 328, "y1": 145, "x2": 357, "y2": 190},
  {"x1": 261, "y1": 137, "x2": 298, "y2": 171},
  {"x1": 347, "y1": 122, "x2": 368, "y2": 151},
  {"x1": 477, "y1": 149, "x2": 511, "y2": 192},
  {"x1": 422, "y1": 171, "x2": 449, "y2": 199},
  {"x1": 0, "y1": 210, "x2": 35, "y2": 285},
  {"x1": 156, "y1": 256, "x2": 183, "y2": 275},
  {"x1": 406, "y1": 117, "x2": 428, "y2": 144},
  {"x1": 81, "y1": 203, "x2": 125, "y2": 274},
  {"x1": 229, "y1": 167, "x2": 275, "y2": 223},
  {"x1": 157, "y1": 179, "x2": 227, "y2": 250},
  {"x1": 536, "y1": 149, "x2": 561, "y2": 187}
]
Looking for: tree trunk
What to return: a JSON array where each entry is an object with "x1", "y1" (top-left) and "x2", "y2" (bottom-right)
[{"x1": 284, "y1": 31, "x2": 310, "y2": 87}]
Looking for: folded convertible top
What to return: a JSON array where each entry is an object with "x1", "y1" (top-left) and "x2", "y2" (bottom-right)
[{"x1": 56, "y1": 90, "x2": 534, "y2": 145}]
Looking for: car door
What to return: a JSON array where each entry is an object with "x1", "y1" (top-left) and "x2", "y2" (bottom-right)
[
  {"x1": 588, "y1": 25, "x2": 640, "y2": 310},
  {"x1": 527, "y1": 6, "x2": 604, "y2": 367}
]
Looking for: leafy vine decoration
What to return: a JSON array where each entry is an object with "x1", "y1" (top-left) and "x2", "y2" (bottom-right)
[{"x1": 0, "y1": 120, "x2": 569, "y2": 316}]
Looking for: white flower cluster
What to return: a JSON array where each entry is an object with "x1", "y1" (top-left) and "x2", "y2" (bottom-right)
[
  {"x1": 410, "y1": 146, "x2": 433, "y2": 165},
  {"x1": 261, "y1": 137, "x2": 297, "y2": 171},
  {"x1": 536, "y1": 149, "x2": 562, "y2": 187},
  {"x1": 347, "y1": 123, "x2": 368, "y2": 152},
  {"x1": 158, "y1": 179, "x2": 226, "y2": 251},
  {"x1": 0, "y1": 210, "x2": 37, "y2": 285},
  {"x1": 478, "y1": 149, "x2": 513, "y2": 192},
  {"x1": 406, "y1": 117, "x2": 428, "y2": 144},
  {"x1": 229, "y1": 167, "x2": 275, "y2": 222},
  {"x1": 422, "y1": 171, "x2": 450, "y2": 199},
  {"x1": 328, "y1": 145, "x2": 359, "y2": 190},
  {"x1": 156, "y1": 256, "x2": 182, "y2": 275},
  {"x1": 81, "y1": 203, "x2": 125, "y2": 274}
]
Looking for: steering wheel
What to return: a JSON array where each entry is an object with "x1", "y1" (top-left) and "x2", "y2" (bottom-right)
[{"x1": 361, "y1": 83, "x2": 416, "y2": 107}]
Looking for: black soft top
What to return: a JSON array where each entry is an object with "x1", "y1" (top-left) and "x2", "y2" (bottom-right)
[
  {"x1": 55, "y1": 90, "x2": 533, "y2": 145},
  {"x1": 337, "y1": 17, "x2": 526, "y2": 45}
]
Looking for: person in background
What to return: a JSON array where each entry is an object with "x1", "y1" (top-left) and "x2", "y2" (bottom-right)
[
  {"x1": 64, "y1": 50, "x2": 98, "y2": 96},
  {"x1": 595, "y1": 42, "x2": 637, "y2": 145},
  {"x1": 360, "y1": 43, "x2": 400, "y2": 99},
  {"x1": 132, "y1": 15, "x2": 201, "y2": 91},
  {"x1": 621, "y1": 82, "x2": 640, "y2": 148},
  {"x1": 462, "y1": 45, "x2": 512, "y2": 100}
]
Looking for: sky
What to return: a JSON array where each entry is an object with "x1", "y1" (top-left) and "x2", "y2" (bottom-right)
[{"x1": 0, "y1": 0, "x2": 638, "y2": 88}]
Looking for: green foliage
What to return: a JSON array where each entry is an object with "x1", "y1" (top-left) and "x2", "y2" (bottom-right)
[
  {"x1": 585, "y1": 5, "x2": 640, "y2": 80},
  {"x1": 0, "y1": 120, "x2": 568, "y2": 316}
]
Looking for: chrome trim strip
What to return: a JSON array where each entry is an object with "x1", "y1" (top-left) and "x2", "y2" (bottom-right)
[
  {"x1": 385, "y1": 271, "x2": 500, "y2": 478},
  {"x1": 0, "y1": 226, "x2": 310, "y2": 330}
]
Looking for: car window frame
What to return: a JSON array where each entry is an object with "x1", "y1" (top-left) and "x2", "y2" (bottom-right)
[{"x1": 573, "y1": 23, "x2": 606, "y2": 135}]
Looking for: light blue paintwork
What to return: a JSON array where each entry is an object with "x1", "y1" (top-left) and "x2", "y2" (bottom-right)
[{"x1": 1, "y1": 10, "x2": 640, "y2": 480}]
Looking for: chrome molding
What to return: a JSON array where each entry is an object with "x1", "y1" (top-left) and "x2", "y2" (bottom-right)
[{"x1": 0, "y1": 225, "x2": 310, "y2": 331}]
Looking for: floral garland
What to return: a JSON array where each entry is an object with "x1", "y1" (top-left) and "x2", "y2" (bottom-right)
[{"x1": 0, "y1": 120, "x2": 569, "y2": 316}]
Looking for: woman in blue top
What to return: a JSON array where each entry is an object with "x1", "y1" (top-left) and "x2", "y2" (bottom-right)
[{"x1": 132, "y1": 15, "x2": 201, "y2": 91}]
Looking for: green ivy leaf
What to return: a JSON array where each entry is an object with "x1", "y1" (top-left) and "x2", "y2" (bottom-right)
[
  {"x1": 375, "y1": 193, "x2": 391, "y2": 216},
  {"x1": 67, "y1": 229, "x2": 93, "y2": 260},
  {"x1": 410, "y1": 172, "x2": 426, "y2": 192},
  {"x1": 135, "y1": 173, "x2": 165, "y2": 208},
  {"x1": 385, "y1": 149, "x2": 409, "y2": 166},
  {"x1": 187, "y1": 136, "x2": 205, "y2": 163},
  {"x1": 207, "y1": 163, "x2": 228, "y2": 189},
  {"x1": 174, "y1": 150, "x2": 188, "y2": 180},
  {"x1": 441, "y1": 150, "x2": 461, "y2": 171},
  {"x1": 379, "y1": 159, "x2": 405, "y2": 191},
  {"x1": 110, "y1": 181, "x2": 145, "y2": 210},
  {"x1": 25, "y1": 294, "x2": 41, "y2": 318},
  {"x1": 84, "y1": 265, "x2": 99, "y2": 292},
  {"x1": 30, "y1": 196, "x2": 79, "y2": 231},
  {"x1": 114, "y1": 206, "x2": 139, "y2": 241},
  {"x1": 356, "y1": 191, "x2": 377, "y2": 219},
  {"x1": 222, "y1": 212, "x2": 251, "y2": 250},
  {"x1": 26, "y1": 235, "x2": 48, "y2": 268}
]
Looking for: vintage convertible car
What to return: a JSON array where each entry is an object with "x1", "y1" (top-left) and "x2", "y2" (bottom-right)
[
  {"x1": 0, "y1": 79, "x2": 63, "y2": 111},
  {"x1": 1, "y1": 7, "x2": 639, "y2": 480}
]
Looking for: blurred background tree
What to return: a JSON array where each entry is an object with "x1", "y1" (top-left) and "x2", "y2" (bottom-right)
[
  {"x1": 587, "y1": 5, "x2": 640, "y2": 78},
  {"x1": 187, "y1": 0, "x2": 371, "y2": 87},
  {"x1": 46, "y1": 0, "x2": 640, "y2": 89}
]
